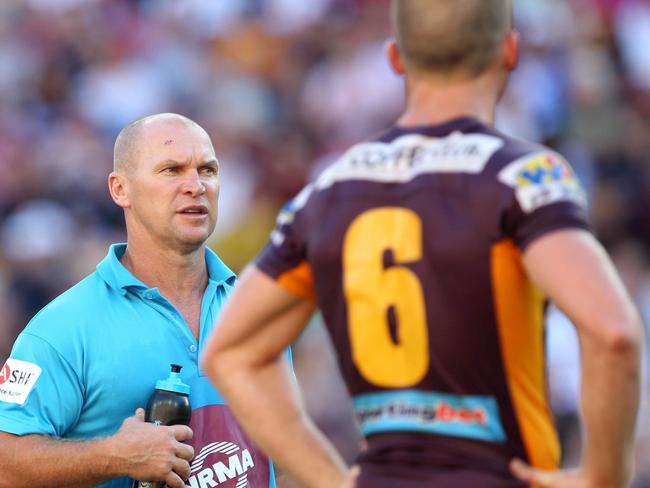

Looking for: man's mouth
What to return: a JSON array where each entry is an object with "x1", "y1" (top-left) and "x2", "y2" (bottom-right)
[{"x1": 178, "y1": 206, "x2": 208, "y2": 215}]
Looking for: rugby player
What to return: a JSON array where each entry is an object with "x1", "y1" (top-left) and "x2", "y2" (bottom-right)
[{"x1": 202, "y1": 1, "x2": 643, "y2": 487}]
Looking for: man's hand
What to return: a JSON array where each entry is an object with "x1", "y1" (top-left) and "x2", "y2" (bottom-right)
[
  {"x1": 110, "y1": 408, "x2": 194, "y2": 488},
  {"x1": 510, "y1": 459, "x2": 624, "y2": 488}
]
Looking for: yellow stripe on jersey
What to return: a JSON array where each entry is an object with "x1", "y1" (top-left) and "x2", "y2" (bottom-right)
[{"x1": 491, "y1": 239, "x2": 560, "y2": 474}]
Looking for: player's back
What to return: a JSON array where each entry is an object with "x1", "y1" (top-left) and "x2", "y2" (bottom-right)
[{"x1": 258, "y1": 117, "x2": 589, "y2": 486}]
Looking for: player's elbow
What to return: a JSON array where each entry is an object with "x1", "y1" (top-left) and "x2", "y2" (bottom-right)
[
  {"x1": 588, "y1": 305, "x2": 643, "y2": 359},
  {"x1": 200, "y1": 342, "x2": 238, "y2": 389},
  {"x1": 199, "y1": 347, "x2": 223, "y2": 386},
  {"x1": 605, "y1": 324, "x2": 642, "y2": 356},
  {"x1": 199, "y1": 351, "x2": 214, "y2": 381}
]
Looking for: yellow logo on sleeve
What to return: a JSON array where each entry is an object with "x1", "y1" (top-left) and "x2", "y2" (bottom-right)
[{"x1": 499, "y1": 151, "x2": 586, "y2": 213}]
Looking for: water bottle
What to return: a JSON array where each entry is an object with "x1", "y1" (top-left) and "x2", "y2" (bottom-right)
[{"x1": 133, "y1": 364, "x2": 192, "y2": 488}]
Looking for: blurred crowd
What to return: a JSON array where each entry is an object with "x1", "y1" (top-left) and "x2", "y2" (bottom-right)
[{"x1": 0, "y1": 0, "x2": 649, "y2": 483}]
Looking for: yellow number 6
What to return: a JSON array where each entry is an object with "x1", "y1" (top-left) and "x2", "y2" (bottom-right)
[{"x1": 343, "y1": 207, "x2": 429, "y2": 388}]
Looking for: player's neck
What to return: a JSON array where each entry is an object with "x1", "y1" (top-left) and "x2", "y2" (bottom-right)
[
  {"x1": 120, "y1": 236, "x2": 209, "y2": 301},
  {"x1": 397, "y1": 72, "x2": 501, "y2": 128}
]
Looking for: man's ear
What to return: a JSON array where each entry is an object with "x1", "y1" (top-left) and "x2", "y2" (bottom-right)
[
  {"x1": 108, "y1": 172, "x2": 130, "y2": 209},
  {"x1": 502, "y1": 30, "x2": 519, "y2": 72},
  {"x1": 385, "y1": 39, "x2": 406, "y2": 75}
]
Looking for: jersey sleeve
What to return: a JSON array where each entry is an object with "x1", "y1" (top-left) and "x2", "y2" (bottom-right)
[
  {"x1": 498, "y1": 150, "x2": 591, "y2": 249},
  {"x1": 256, "y1": 186, "x2": 316, "y2": 302},
  {"x1": 0, "y1": 332, "x2": 83, "y2": 437}
]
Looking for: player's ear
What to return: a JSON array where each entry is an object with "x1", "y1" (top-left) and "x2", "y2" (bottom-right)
[
  {"x1": 108, "y1": 172, "x2": 130, "y2": 209},
  {"x1": 502, "y1": 30, "x2": 519, "y2": 72},
  {"x1": 385, "y1": 38, "x2": 406, "y2": 75}
]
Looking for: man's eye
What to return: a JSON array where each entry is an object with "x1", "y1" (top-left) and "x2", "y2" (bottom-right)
[
  {"x1": 201, "y1": 167, "x2": 218, "y2": 175},
  {"x1": 163, "y1": 167, "x2": 179, "y2": 174}
]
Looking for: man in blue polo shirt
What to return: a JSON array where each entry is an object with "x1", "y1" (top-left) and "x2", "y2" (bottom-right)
[{"x1": 0, "y1": 113, "x2": 277, "y2": 487}]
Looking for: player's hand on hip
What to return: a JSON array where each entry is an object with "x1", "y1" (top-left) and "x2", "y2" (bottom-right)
[
  {"x1": 510, "y1": 459, "x2": 623, "y2": 488},
  {"x1": 111, "y1": 408, "x2": 195, "y2": 487}
]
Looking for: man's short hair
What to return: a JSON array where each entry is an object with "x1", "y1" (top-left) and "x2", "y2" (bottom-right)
[
  {"x1": 113, "y1": 118, "x2": 146, "y2": 174},
  {"x1": 392, "y1": 0, "x2": 512, "y2": 77},
  {"x1": 113, "y1": 113, "x2": 203, "y2": 174}
]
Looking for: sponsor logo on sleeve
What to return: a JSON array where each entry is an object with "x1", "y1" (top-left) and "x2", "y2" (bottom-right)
[
  {"x1": 0, "y1": 358, "x2": 42, "y2": 405},
  {"x1": 498, "y1": 151, "x2": 586, "y2": 213}
]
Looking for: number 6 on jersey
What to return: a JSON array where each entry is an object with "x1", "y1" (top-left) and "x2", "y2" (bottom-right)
[{"x1": 343, "y1": 207, "x2": 429, "y2": 388}]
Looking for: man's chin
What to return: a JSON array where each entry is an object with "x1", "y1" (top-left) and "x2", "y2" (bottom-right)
[{"x1": 173, "y1": 231, "x2": 211, "y2": 253}]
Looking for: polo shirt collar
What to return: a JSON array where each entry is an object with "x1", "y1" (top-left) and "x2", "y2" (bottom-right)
[
  {"x1": 205, "y1": 246, "x2": 237, "y2": 286},
  {"x1": 96, "y1": 243, "x2": 236, "y2": 295}
]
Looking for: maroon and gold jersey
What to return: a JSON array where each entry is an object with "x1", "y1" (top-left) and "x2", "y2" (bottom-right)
[{"x1": 256, "y1": 117, "x2": 589, "y2": 486}]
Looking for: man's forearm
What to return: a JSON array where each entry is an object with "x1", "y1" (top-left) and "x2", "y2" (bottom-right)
[
  {"x1": 211, "y1": 356, "x2": 348, "y2": 488},
  {"x1": 0, "y1": 433, "x2": 123, "y2": 488},
  {"x1": 579, "y1": 327, "x2": 642, "y2": 486}
]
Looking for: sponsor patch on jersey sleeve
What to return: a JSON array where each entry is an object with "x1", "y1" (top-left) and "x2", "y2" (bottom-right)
[
  {"x1": 498, "y1": 151, "x2": 587, "y2": 213},
  {"x1": 0, "y1": 358, "x2": 42, "y2": 405}
]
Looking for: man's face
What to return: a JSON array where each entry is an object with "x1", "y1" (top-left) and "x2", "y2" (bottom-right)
[{"x1": 124, "y1": 120, "x2": 220, "y2": 253}]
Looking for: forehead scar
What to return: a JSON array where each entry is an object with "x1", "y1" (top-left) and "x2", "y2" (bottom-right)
[{"x1": 163, "y1": 139, "x2": 174, "y2": 146}]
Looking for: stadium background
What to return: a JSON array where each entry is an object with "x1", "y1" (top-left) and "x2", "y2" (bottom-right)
[{"x1": 0, "y1": 0, "x2": 648, "y2": 484}]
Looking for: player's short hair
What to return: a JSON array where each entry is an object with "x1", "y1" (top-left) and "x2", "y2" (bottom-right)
[{"x1": 392, "y1": 0, "x2": 512, "y2": 77}]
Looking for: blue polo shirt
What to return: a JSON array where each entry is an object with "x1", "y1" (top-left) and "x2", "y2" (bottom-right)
[{"x1": 0, "y1": 244, "x2": 277, "y2": 487}]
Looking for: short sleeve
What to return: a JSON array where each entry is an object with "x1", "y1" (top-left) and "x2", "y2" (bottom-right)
[
  {"x1": 498, "y1": 150, "x2": 591, "y2": 249},
  {"x1": 256, "y1": 188, "x2": 316, "y2": 302},
  {"x1": 0, "y1": 332, "x2": 83, "y2": 437}
]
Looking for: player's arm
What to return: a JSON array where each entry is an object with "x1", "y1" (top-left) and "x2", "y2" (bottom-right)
[
  {"x1": 0, "y1": 410, "x2": 194, "y2": 488},
  {"x1": 510, "y1": 228, "x2": 643, "y2": 488},
  {"x1": 201, "y1": 265, "x2": 354, "y2": 488}
]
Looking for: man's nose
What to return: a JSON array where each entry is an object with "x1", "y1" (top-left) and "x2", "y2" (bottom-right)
[{"x1": 181, "y1": 171, "x2": 206, "y2": 195}]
